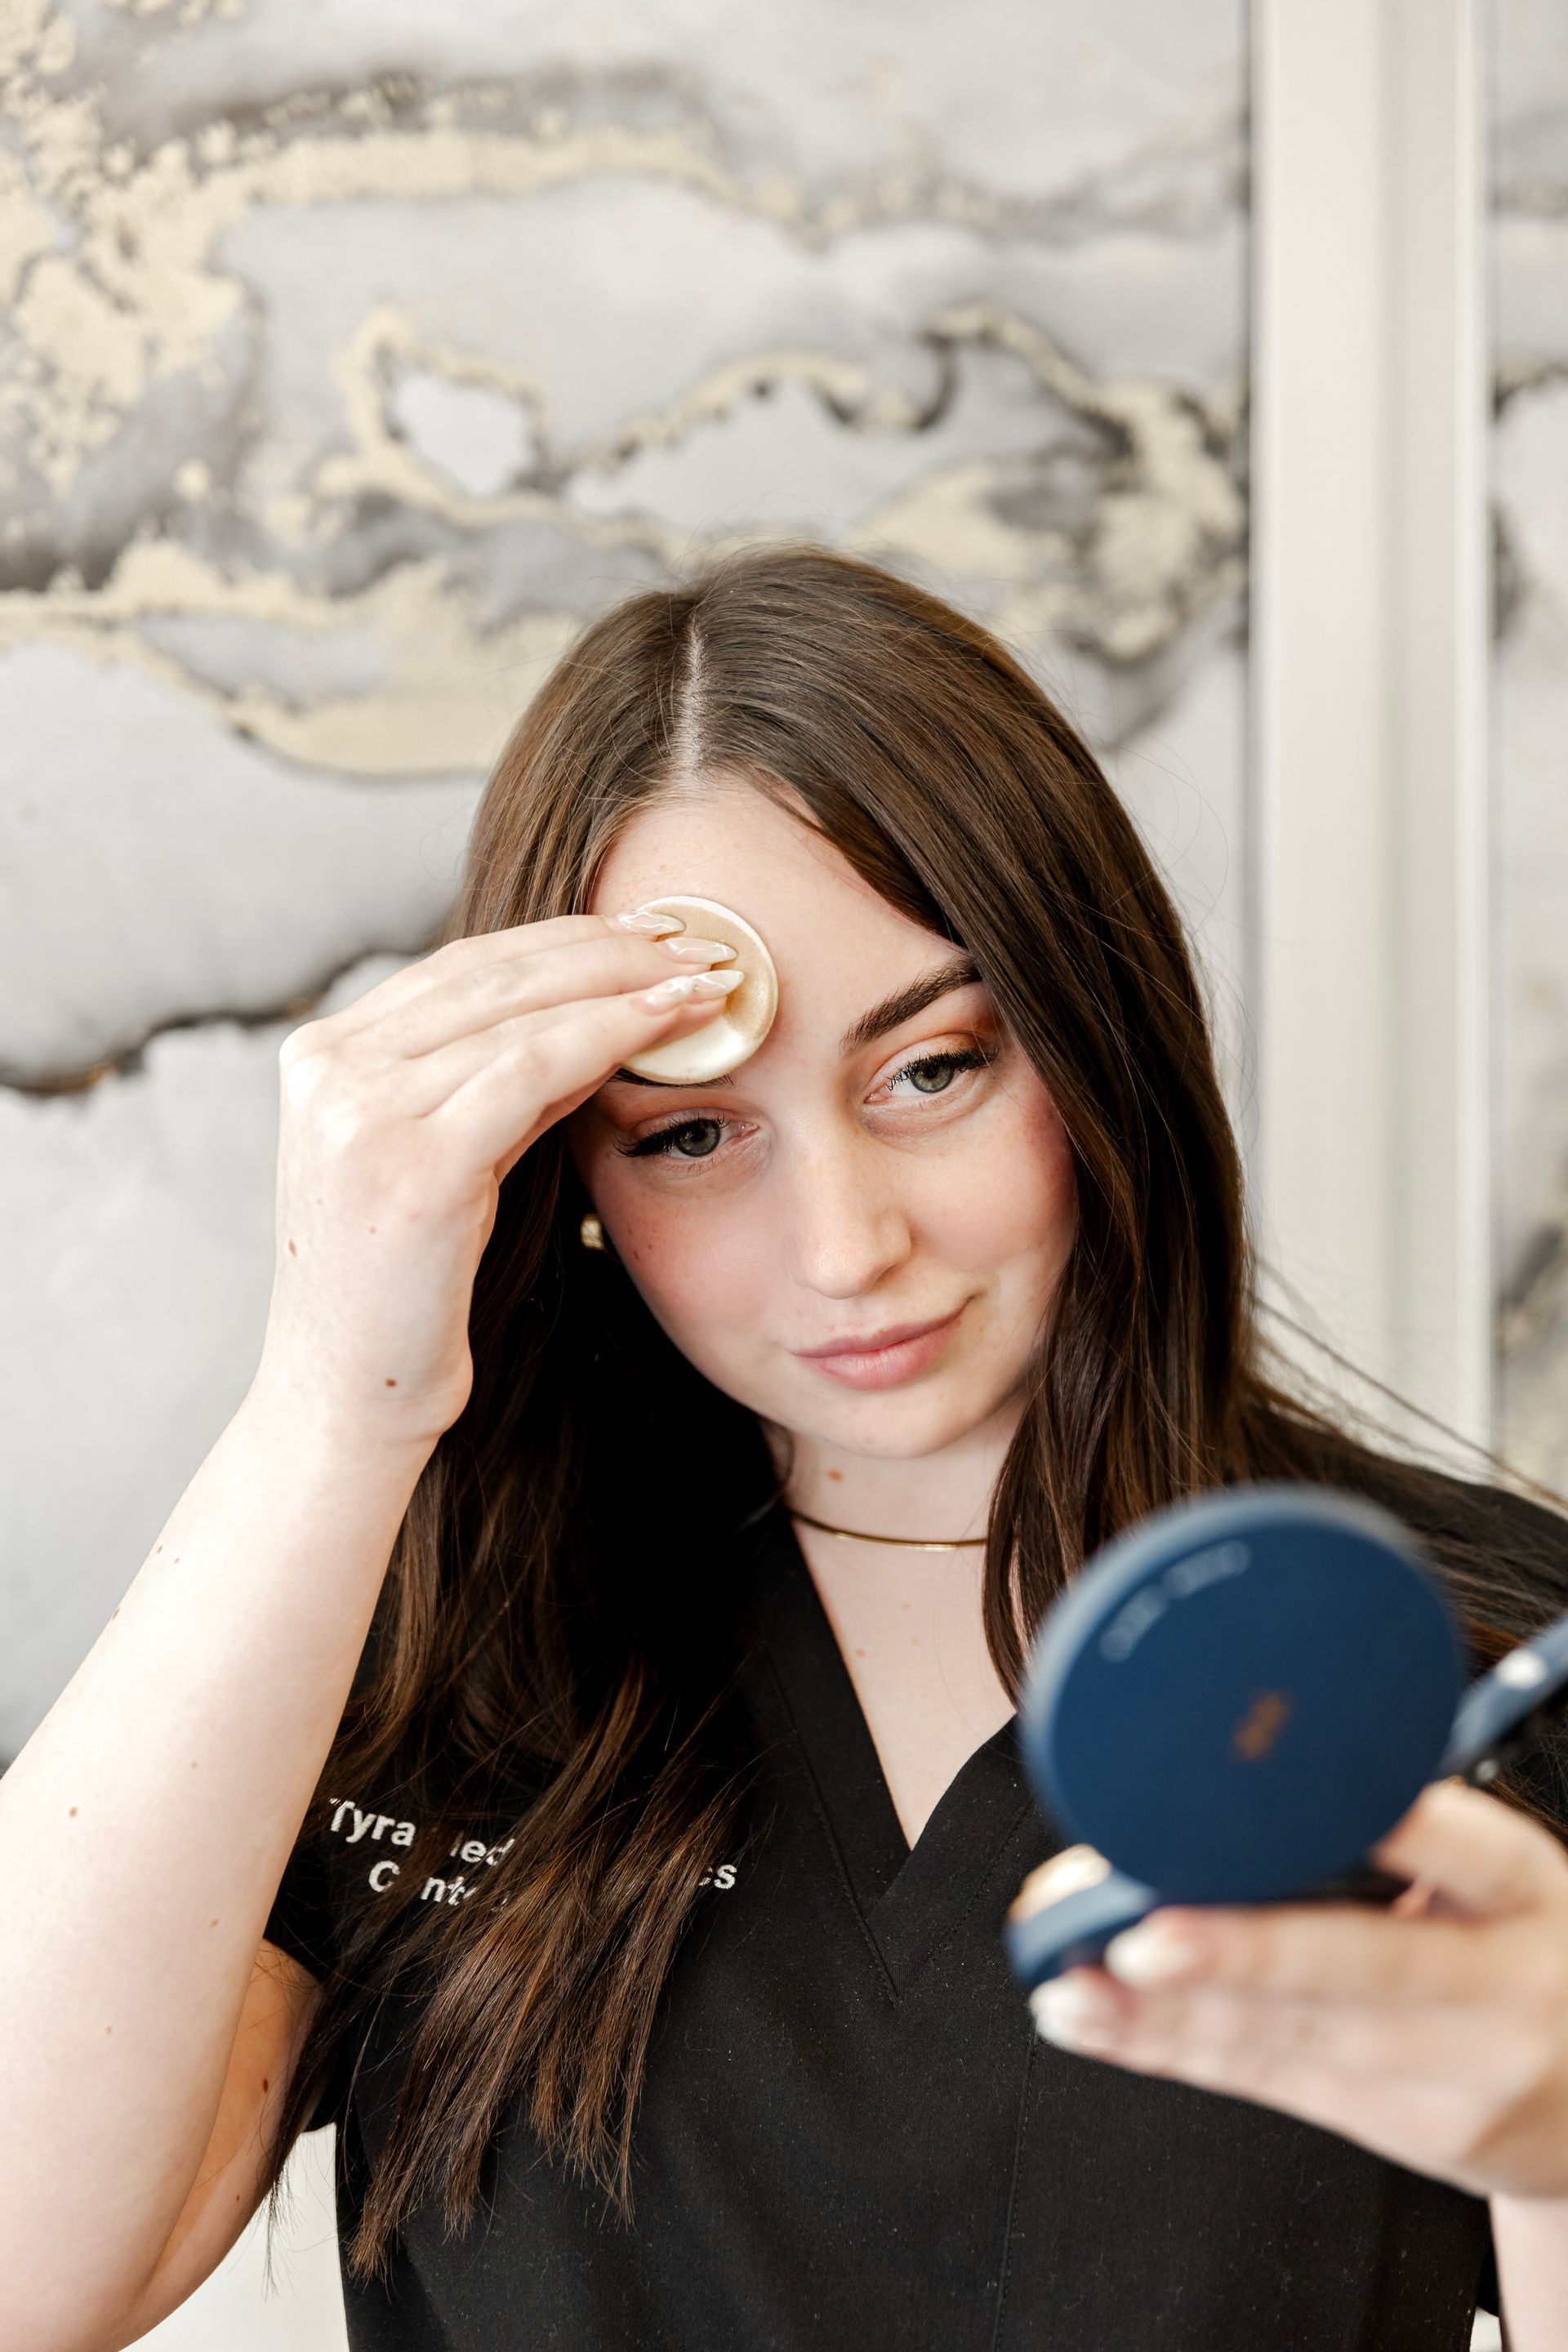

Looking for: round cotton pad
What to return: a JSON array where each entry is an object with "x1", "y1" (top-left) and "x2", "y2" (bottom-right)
[
  {"x1": 623, "y1": 896, "x2": 779, "y2": 1083},
  {"x1": 1016, "y1": 1485, "x2": 1464, "y2": 1904}
]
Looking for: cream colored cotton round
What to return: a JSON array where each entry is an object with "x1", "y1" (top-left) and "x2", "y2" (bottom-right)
[{"x1": 624, "y1": 896, "x2": 779, "y2": 1082}]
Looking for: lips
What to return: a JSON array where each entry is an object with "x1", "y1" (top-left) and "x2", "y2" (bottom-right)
[{"x1": 793, "y1": 1309, "x2": 964, "y2": 1392}]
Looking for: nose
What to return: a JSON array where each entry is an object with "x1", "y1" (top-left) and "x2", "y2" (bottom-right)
[{"x1": 777, "y1": 1129, "x2": 912, "y2": 1301}]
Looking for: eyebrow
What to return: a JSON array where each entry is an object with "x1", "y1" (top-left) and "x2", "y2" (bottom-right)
[
  {"x1": 607, "y1": 953, "x2": 982, "y2": 1089},
  {"x1": 839, "y1": 956, "x2": 982, "y2": 1054}
]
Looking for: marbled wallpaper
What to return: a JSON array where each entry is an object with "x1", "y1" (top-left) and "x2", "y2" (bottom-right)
[
  {"x1": 0, "y1": 0, "x2": 1250, "y2": 1772},
  {"x1": 1492, "y1": 0, "x2": 1568, "y2": 1490}
]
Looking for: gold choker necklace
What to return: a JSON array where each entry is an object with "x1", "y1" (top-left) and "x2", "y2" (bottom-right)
[{"x1": 789, "y1": 1507, "x2": 987, "y2": 1553}]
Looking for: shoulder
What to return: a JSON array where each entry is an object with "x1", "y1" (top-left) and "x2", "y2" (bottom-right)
[
  {"x1": 1430, "y1": 1469, "x2": 1568, "y2": 1619},
  {"x1": 1399, "y1": 1460, "x2": 1568, "y2": 1561},
  {"x1": 1327, "y1": 1450, "x2": 1568, "y2": 1636},
  {"x1": 318, "y1": 1784, "x2": 527, "y2": 1921},
  {"x1": 268, "y1": 1772, "x2": 533, "y2": 1987},
  {"x1": 1325, "y1": 1450, "x2": 1568, "y2": 1834}
]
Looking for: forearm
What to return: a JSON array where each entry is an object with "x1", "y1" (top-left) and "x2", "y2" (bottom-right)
[
  {"x1": 1490, "y1": 2193, "x2": 1568, "y2": 2349},
  {"x1": 0, "y1": 1381, "x2": 429, "y2": 2335}
]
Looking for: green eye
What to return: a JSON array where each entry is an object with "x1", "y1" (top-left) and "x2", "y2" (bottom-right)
[
  {"x1": 621, "y1": 1114, "x2": 731, "y2": 1161},
  {"x1": 668, "y1": 1119, "x2": 724, "y2": 1157},
  {"x1": 889, "y1": 1045, "x2": 991, "y2": 1102}
]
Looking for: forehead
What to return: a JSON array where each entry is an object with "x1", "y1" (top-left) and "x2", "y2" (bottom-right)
[{"x1": 590, "y1": 785, "x2": 952, "y2": 1018}]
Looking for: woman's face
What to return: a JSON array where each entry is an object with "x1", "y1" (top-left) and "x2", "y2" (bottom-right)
[{"x1": 569, "y1": 785, "x2": 1078, "y2": 1464}]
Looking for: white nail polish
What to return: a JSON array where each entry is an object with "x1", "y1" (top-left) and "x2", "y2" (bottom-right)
[
  {"x1": 1103, "y1": 1923, "x2": 1196, "y2": 1986},
  {"x1": 611, "y1": 906, "x2": 686, "y2": 936},
  {"x1": 641, "y1": 969, "x2": 745, "y2": 1006},
  {"x1": 1030, "y1": 1978, "x2": 1113, "y2": 2045},
  {"x1": 657, "y1": 937, "x2": 738, "y2": 964}
]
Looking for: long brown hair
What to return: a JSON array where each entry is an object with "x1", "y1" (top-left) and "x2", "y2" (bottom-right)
[{"x1": 265, "y1": 544, "x2": 1568, "y2": 2276}]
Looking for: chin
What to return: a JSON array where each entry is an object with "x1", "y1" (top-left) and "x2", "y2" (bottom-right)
[{"x1": 795, "y1": 1386, "x2": 1007, "y2": 1463}]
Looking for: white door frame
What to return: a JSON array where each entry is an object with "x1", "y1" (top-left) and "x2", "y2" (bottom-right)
[{"x1": 1249, "y1": 0, "x2": 1491, "y2": 1451}]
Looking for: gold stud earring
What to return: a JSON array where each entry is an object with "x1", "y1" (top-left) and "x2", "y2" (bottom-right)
[{"x1": 579, "y1": 1212, "x2": 607, "y2": 1253}]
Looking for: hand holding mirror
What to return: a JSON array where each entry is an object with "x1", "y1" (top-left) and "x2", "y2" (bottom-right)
[{"x1": 1004, "y1": 1484, "x2": 1568, "y2": 1990}]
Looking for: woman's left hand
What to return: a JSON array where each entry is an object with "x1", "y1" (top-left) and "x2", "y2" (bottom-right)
[{"x1": 1013, "y1": 1779, "x2": 1568, "y2": 2200}]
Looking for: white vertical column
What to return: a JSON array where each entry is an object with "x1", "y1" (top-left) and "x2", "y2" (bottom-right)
[
  {"x1": 1250, "y1": 0, "x2": 1490, "y2": 1449},
  {"x1": 1386, "y1": 0, "x2": 1490, "y2": 1449}
]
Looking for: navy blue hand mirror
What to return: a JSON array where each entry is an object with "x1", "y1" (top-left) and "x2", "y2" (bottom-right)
[{"x1": 1004, "y1": 1484, "x2": 1568, "y2": 1990}]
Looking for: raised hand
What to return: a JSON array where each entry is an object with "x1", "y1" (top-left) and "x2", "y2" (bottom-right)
[{"x1": 254, "y1": 909, "x2": 742, "y2": 1446}]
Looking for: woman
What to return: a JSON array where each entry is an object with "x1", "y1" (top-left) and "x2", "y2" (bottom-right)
[{"x1": 4, "y1": 547, "x2": 1568, "y2": 2352}]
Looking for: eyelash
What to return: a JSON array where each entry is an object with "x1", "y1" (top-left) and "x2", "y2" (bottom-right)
[
  {"x1": 617, "y1": 1045, "x2": 994, "y2": 1160},
  {"x1": 895, "y1": 1046, "x2": 991, "y2": 1094}
]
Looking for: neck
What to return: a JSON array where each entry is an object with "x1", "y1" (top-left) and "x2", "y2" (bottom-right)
[{"x1": 771, "y1": 1399, "x2": 1021, "y2": 1544}]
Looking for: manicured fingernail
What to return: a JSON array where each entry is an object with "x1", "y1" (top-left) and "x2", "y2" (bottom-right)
[
  {"x1": 609, "y1": 906, "x2": 685, "y2": 937},
  {"x1": 1104, "y1": 1920, "x2": 1201, "y2": 1987},
  {"x1": 1031, "y1": 1978, "x2": 1119, "y2": 2047},
  {"x1": 1012, "y1": 1847, "x2": 1113, "y2": 1920},
  {"x1": 656, "y1": 936, "x2": 737, "y2": 964},
  {"x1": 639, "y1": 969, "x2": 744, "y2": 1007}
]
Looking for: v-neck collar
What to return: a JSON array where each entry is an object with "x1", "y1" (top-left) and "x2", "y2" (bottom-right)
[{"x1": 743, "y1": 1504, "x2": 1043, "y2": 1994}]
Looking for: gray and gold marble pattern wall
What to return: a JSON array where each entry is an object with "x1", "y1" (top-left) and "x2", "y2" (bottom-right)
[{"x1": 0, "y1": 1, "x2": 1249, "y2": 1757}]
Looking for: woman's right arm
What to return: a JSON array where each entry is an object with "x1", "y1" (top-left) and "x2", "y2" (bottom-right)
[{"x1": 0, "y1": 911, "x2": 737, "y2": 2352}]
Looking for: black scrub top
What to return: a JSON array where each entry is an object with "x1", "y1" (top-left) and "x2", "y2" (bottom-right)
[{"x1": 266, "y1": 1491, "x2": 1562, "y2": 2351}]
